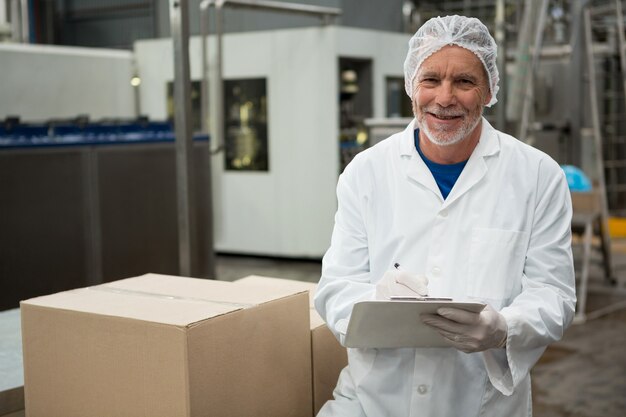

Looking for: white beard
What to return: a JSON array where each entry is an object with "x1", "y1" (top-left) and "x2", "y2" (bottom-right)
[{"x1": 417, "y1": 105, "x2": 482, "y2": 147}]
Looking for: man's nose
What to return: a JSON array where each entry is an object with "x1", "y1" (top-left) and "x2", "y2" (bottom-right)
[{"x1": 434, "y1": 82, "x2": 456, "y2": 107}]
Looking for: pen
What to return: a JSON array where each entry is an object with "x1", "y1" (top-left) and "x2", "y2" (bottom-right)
[{"x1": 391, "y1": 263, "x2": 450, "y2": 301}]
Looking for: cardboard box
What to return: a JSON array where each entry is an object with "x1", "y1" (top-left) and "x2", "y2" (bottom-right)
[
  {"x1": 20, "y1": 274, "x2": 312, "y2": 417},
  {"x1": 233, "y1": 276, "x2": 348, "y2": 415}
]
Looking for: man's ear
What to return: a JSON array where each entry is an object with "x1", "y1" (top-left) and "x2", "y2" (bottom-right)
[{"x1": 484, "y1": 91, "x2": 492, "y2": 106}]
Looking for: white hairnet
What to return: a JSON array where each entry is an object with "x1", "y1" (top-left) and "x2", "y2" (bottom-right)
[{"x1": 404, "y1": 15, "x2": 499, "y2": 107}]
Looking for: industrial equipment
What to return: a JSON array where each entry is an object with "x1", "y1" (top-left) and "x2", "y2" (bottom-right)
[{"x1": 0, "y1": 118, "x2": 212, "y2": 310}]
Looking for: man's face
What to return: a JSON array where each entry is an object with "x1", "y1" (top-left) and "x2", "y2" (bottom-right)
[{"x1": 412, "y1": 45, "x2": 491, "y2": 147}]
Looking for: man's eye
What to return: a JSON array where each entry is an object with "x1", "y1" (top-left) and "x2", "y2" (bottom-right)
[{"x1": 459, "y1": 79, "x2": 474, "y2": 85}]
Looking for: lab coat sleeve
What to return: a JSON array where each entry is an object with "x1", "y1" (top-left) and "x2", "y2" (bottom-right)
[
  {"x1": 314, "y1": 159, "x2": 375, "y2": 345},
  {"x1": 483, "y1": 163, "x2": 577, "y2": 395}
]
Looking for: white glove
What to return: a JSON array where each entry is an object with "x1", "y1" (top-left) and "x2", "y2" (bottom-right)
[
  {"x1": 375, "y1": 269, "x2": 429, "y2": 300},
  {"x1": 421, "y1": 304, "x2": 508, "y2": 353}
]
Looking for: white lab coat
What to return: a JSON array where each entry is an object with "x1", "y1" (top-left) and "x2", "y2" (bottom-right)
[{"x1": 314, "y1": 118, "x2": 576, "y2": 417}]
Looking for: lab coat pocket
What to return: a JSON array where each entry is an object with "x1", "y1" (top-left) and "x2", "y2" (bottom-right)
[{"x1": 468, "y1": 228, "x2": 528, "y2": 301}]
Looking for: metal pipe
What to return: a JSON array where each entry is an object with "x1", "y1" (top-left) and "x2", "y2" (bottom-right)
[
  {"x1": 505, "y1": 44, "x2": 573, "y2": 59},
  {"x1": 568, "y1": 0, "x2": 592, "y2": 167},
  {"x1": 506, "y1": 0, "x2": 534, "y2": 126},
  {"x1": 170, "y1": 0, "x2": 196, "y2": 277},
  {"x1": 199, "y1": 0, "x2": 219, "y2": 279},
  {"x1": 19, "y1": 0, "x2": 28, "y2": 41},
  {"x1": 215, "y1": 2, "x2": 224, "y2": 155},
  {"x1": 200, "y1": 0, "x2": 210, "y2": 135},
  {"x1": 519, "y1": 0, "x2": 549, "y2": 142},
  {"x1": 494, "y1": 0, "x2": 506, "y2": 132},
  {"x1": 216, "y1": 0, "x2": 341, "y2": 18},
  {"x1": 0, "y1": 0, "x2": 7, "y2": 25},
  {"x1": 10, "y1": 0, "x2": 20, "y2": 41},
  {"x1": 200, "y1": 0, "x2": 222, "y2": 153}
]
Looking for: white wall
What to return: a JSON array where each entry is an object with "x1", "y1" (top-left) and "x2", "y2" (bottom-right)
[
  {"x1": 135, "y1": 26, "x2": 410, "y2": 258},
  {"x1": 0, "y1": 43, "x2": 135, "y2": 121},
  {"x1": 336, "y1": 28, "x2": 411, "y2": 118}
]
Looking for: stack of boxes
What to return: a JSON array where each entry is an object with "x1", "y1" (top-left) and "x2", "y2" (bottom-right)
[
  {"x1": 20, "y1": 274, "x2": 347, "y2": 416},
  {"x1": 233, "y1": 276, "x2": 348, "y2": 414}
]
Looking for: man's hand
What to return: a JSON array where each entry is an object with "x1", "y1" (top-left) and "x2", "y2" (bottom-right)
[
  {"x1": 421, "y1": 304, "x2": 507, "y2": 353},
  {"x1": 375, "y1": 269, "x2": 429, "y2": 300}
]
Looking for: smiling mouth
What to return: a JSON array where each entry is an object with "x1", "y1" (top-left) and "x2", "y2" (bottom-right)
[{"x1": 429, "y1": 113, "x2": 463, "y2": 120}]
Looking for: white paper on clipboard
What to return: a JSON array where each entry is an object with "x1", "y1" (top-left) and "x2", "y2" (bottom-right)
[{"x1": 344, "y1": 300, "x2": 486, "y2": 348}]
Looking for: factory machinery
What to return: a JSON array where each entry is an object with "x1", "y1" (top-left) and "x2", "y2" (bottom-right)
[{"x1": 0, "y1": 117, "x2": 213, "y2": 311}]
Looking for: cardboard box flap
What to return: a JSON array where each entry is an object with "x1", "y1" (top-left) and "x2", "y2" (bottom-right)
[
  {"x1": 234, "y1": 275, "x2": 318, "y2": 307},
  {"x1": 112, "y1": 274, "x2": 308, "y2": 306},
  {"x1": 108, "y1": 274, "x2": 234, "y2": 298},
  {"x1": 21, "y1": 286, "x2": 242, "y2": 327}
]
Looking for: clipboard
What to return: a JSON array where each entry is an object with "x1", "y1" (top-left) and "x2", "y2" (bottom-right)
[{"x1": 344, "y1": 299, "x2": 486, "y2": 348}]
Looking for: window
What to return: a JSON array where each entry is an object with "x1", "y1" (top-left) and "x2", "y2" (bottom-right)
[
  {"x1": 386, "y1": 77, "x2": 412, "y2": 118},
  {"x1": 223, "y1": 78, "x2": 268, "y2": 171}
]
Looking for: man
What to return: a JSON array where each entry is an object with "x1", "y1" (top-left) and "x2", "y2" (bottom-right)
[{"x1": 314, "y1": 15, "x2": 576, "y2": 417}]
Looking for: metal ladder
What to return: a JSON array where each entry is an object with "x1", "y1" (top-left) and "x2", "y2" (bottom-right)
[
  {"x1": 574, "y1": 0, "x2": 626, "y2": 322},
  {"x1": 516, "y1": 1, "x2": 621, "y2": 322},
  {"x1": 608, "y1": 0, "x2": 626, "y2": 214},
  {"x1": 587, "y1": 1, "x2": 626, "y2": 215}
]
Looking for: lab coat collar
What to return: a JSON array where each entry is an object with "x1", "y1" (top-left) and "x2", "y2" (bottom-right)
[
  {"x1": 401, "y1": 119, "x2": 442, "y2": 199},
  {"x1": 400, "y1": 117, "x2": 501, "y2": 206},
  {"x1": 471, "y1": 117, "x2": 500, "y2": 159}
]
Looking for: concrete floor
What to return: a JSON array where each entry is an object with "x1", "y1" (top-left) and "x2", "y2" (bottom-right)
[
  {"x1": 2, "y1": 251, "x2": 625, "y2": 416},
  {"x1": 532, "y1": 296, "x2": 626, "y2": 416}
]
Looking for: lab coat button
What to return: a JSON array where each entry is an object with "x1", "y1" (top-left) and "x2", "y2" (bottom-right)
[
  {"x1": 417, "y1": 384, "x2": 429, "y2": 394},
  {"x1": 432, "y1": 267, "x2": 441, "y2": 276},
  {"x1": 439, "y1": 209, "x2": 448, "y2": 218}
]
